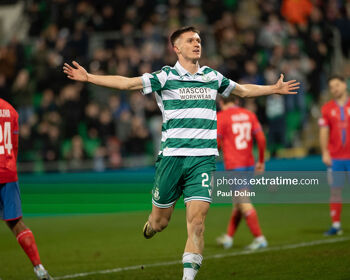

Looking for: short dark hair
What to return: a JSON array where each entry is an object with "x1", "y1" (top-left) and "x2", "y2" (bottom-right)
[
  {"x1": 221, "y1": 95, "x2": 242, "y2": 105},
  {"x1": 328, "y1": 74, "x2": 345, "y2": 83},
  {"x1": 170, "y1": 26, "x2": 200, "y2": 47}
]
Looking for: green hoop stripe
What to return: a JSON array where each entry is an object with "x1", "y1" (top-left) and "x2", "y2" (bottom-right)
[
  {"x1": 163, "y1": 99, "x2": 216, "y2": 110},
  {"x1": 162, "y1": 118, "x2": 217, "y2": 131},
  {"x1": 166, "y1": 138, "x2": 217, "y2": 149},
  {"x1": 183, "y1": 262, "x2": 201, "y2": 271},
  {"x1": 163, "y1": 80, "x2": 219, "y2": 90}
]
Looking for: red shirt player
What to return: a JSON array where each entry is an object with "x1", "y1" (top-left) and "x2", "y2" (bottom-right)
[
  {"x1": 0, "y1": 98, "x2": 53, "y2": 279},
  {"x1": 319, "y1": 75, "x2": 350, "y2": 236},
  {"x1": 216, "y1": 96, "x2": 268, "y2": 250}
]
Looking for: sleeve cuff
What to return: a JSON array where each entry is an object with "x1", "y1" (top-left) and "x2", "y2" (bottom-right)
[
  {"x1": 141, "y1": 73, "x2": 153, "y2": 95},
  {"x1": 221, "y1": 80, "x2": 236, "y2": 97},
  {"x1": 318, "y1": 118, "x2": 329, "y2": 127}
]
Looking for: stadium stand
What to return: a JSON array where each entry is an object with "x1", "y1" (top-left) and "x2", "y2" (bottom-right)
[{"x1": 0, "y1": 0, "x2": 349, "y2": 172}]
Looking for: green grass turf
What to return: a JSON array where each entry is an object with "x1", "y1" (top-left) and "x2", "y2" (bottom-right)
[{"x1": 0, "y1": 204, "x2": 349, "y2": 280}]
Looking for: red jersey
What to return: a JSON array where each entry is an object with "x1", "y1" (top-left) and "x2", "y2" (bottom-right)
[
  {"x1": 319, "y1": 99, "x2": 350, "y2": 159},
  {"x1": 217, "y1": 106, "x2": 264, "y2": 170},
  {"x1": 0, "y1": 98, "x2": 19, "y2": 183}
]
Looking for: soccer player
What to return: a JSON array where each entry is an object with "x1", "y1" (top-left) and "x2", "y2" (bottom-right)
[
  {"x1": 0, "y1": 98, "x2": 53, "y2": 280},
  {"x1": 319, "y1": 75, "x2": 350, "y2": 236},
  {"x1": 63, "y1": 26, "x2": 299, "y2": 280},
  {"x1": 216, "y1": 96, "x2": 267, "y2": 250}
]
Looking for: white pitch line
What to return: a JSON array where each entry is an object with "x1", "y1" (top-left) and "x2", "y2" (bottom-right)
[{"x1": 55, "y1": 236, "x2": 350, "y2": 280}]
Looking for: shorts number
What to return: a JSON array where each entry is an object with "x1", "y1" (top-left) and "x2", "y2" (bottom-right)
[
  {"x1": 232, "y1": 122, "x2": 251, "y2": 150},
  {"x1": 202, "y1": 173, "x2": 209, "y2": 187},
  {"x1": 0, "y1": 122, "x2": 12, "y2": 155}
]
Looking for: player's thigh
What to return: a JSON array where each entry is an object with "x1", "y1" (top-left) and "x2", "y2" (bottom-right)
[
  {"x1": 0, "y1": 181, "x2": 22, "y2": 221},
  {"x1": 331, "y1": 160, "x2": 348, "y2": 187},
  {"x1": 182, "y1": 156, "x2": 216, "y2": 204},
  {"x1": 238, "y1": 202, "x2": 254, "y2": 213},
  {"x1": 152, "y1": 155, "x2": 184, "y2": 208}
]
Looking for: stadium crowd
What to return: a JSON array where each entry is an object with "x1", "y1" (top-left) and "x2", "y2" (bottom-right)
[{"x1": 0, "y1": 0, "x2": 349, "y2": 170}]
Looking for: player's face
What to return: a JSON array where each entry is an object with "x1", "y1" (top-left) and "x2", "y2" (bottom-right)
[
  {"x1": 175, "y1": 31, "x2": 201, "y2": 61},
  {"x1": 329, "y1": 79, "x2": 347, "y2": 99}
]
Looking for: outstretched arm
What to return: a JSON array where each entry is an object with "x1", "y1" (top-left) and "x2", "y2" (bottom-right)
[
  {"x1": 232, "y1": 74, "x2": 300, "y2": 98},
  {"x1": 63, "y1": 61, "x2": 143, "y2": 91}
]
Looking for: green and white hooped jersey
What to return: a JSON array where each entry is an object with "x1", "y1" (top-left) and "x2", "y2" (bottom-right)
[{"x1": 141, "y1": 61, "x2": 236, "y2": 157}]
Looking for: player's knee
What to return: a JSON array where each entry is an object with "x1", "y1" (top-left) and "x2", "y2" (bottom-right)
[
  {"x1": 152, "y1": 216, "x2": 169, "y2": 232},
  {"x1": 6, "y1": 218, "x2": 26, "y2": 235},
  {"x1": 239, "y1": 203, "x2": 254, "y2": 214}
]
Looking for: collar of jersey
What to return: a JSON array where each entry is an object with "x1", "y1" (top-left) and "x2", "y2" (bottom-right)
[{"x1": 174, "y1": 61, "x2": 205, "y2": 77}]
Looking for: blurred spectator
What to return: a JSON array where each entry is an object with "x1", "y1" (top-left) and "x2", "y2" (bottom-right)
[
  {"x1": 265, "y1": 67, "x2": 286, "y2": 156},
  {"x1": 117, "y1": 110, "x2": 132, "y2": 144},
  {"x1": 240, "y1": 60, "x2": 264, "y2": 85},
  {"x1": 106, "y1": 137, "x2": 122, "y2": 168},
  {"x1": 98, "y1": 108, "x2": 115, "y2": 146},
  {"x1": 108, "y1": 94, "x2": 130, "y2": 120},
  {"x1": 11, "y1": 69, "x2": 35, "y2": 124},
  {"x1": 59, "y1": 84, "x2": 83, "y2": 138},
  {"x1": 328, "y1": 0, "x2": 350, "y2": 58},
  {"x1": 281, "y1": 0, "x2": 313, "y2": 26},
  {"x1": 36, "y1": 89, "x2": 58, "y2": 121},
  {"x1": 18, "y1": 123, "x2": 35, "y2": 162},
  {"x1": 42, "y1": 125, "x2": 61, "y2": 162},
  {"x1": 258, "y1": 13, "x2": 287, "y2": 49},
  {"x1": 85, "y1": 102, "x2": 100, "y2": 133},
  {"x1": 280, "y1": 40, "x2": 310, "y2": 122},
  {"x1": 64, "y1": 135, "x2": 88, "y2": 169},
  {"x1": 126, "y1": 116, "x2": 151, "y2": 155}
]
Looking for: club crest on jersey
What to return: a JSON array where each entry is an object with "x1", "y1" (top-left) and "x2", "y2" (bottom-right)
[
  {"x1": 331, "y1": 110, "x2": 336, "y2": 117},
  {"x1": 202, "y1": 75, "x2": 211, "y2": 82},
  {"x1": 178, "y1": 88, "x2": 211, "y2": 100},
  {"x1": 347, "y1": 108, "x2": 350, "y2": 115},
  {"x1": 153, "y1": 187, "x2": 160, "y2": 201}
]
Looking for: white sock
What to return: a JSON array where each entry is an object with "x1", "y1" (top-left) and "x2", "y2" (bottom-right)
[
  {"x1": 332, "y1": 222, "x2": 341, "y2": 229},
  {"x1": 182, "y1": 252, "x2": 203, "y2": 280}
]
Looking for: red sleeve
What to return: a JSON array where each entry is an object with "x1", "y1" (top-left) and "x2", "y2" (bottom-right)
[
  {"x1": 251, "y1": 114, "x2": 265, "y2": 163},
  {"x1": 318, "y1": 105, "x2": 329, "y2": 127},
  {"x1": 255, "y1": 130, "x2": 266, "y2": 163},
  {"x1": 251, "y1": 113, "x2": 262, "y2": 135},
  {"x1": 217, "y1": 111, "x2": 224, "y2": 150}
]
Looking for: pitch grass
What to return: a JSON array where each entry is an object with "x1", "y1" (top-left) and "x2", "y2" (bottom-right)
[{"x1": 0, "y1": 204, "x2": 349, "y2": 280}]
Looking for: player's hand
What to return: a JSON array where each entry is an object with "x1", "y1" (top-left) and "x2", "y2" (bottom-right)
[
  {"x1": 322, "y1": 151, "x2": 332, "y2": 166},
  {"x1": 63, "y1": 61, "x2": 88, "y2": 82},
  {"x1": 275, "y1": 74, "x2": 300, "y2": 95},
  {"x1": 255, "y1": 162, "x2": 265, "y2": 175}
]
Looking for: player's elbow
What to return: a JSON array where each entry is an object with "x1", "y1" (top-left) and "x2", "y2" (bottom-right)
[{"x1": 234, "y1": 86, "x2": 249, "y2": 98}]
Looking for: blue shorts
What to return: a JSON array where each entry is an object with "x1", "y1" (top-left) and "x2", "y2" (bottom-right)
[
  {"x1": 232, "y1": 166, "x2": 255, "y2": 172},
  {"x1": 0, "y1": 181, "x2": 23, "y2": 221},
  {"x1": 329, "y1": 160, "x2": 350, "y2": 187},
  {"x1": 230, "y1": 166, "x2": 255, "y2": 190}
]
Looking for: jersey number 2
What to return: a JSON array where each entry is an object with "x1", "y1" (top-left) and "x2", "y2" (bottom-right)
[
  {"x1": 0, "y1": 122, "x2": 13, "y2": 155},
  {"x1": 232, "y1": 122, "x2": 251, "y2": 150}
]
